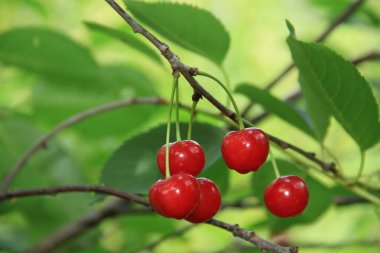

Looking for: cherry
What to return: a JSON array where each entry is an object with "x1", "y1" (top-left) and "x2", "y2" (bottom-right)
[
  {"x1": 264, "y1": 175, "x2": 309, "y2": 218},
  {"x1": 186, "y1": 178, "x2": 222, "y2": 223},
  {"x1": 157, "y1": 140, "x2": 206, "y2": 177},
  {"x1": 221, "y1": 127, "x2": 269, "y2": 174},
  {"x1": 149, "y1": 174, "x2": 200, "y2": 219}
]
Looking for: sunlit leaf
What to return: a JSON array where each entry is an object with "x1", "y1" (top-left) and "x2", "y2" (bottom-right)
[
  {"x1": 84, "y1": 21, "x2": 163, "y2": 65},
  {"x1": 235, "y1": 83, "x2": 316, "y2": 139},
  {"x1": 287, "y1": 34, "x2": 380, "y2": 151},
  {"x1": 124, "y1": 0, "x2": 230, "y2": 65}
]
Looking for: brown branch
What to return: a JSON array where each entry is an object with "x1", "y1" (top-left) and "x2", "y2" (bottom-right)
[
  {"x1": 207, "y1": 219, "x2": 298, "y2": 253},
  {"x1": 0, "y1": 185, "x2": 296, "y2": 253},
  {"x1": 0, "y1": 97, "x2": 166, "y2": 193},
  {"x1": 241, "y1": 0, "x2": 367, "y2": 116}
]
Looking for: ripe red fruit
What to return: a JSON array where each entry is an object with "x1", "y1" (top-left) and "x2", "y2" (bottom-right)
[
  {"x1": 264, "y1": 175, "x2": 309, "y2": 218},
  {"x1": 186, "y1": 178, "x2": 222, "y2": 223},
  {"x1": 157, "y1": 140, "x2": 206, "y2": 177},
  {"x1": 221, "y1": 127, "x2": 269, "y2": 174},
  {"x1": 149, "y1": 174, "x2": 200, "y2": 219}
]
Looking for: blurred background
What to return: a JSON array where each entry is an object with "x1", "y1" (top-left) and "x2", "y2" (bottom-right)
[{"x1": 0, "y1": 0, "x2": 380, "y2": 252}]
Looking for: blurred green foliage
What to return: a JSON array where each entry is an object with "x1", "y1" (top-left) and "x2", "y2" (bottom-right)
[{"x1": 0, "y1": 0, "x2": 379, "y2": 253}]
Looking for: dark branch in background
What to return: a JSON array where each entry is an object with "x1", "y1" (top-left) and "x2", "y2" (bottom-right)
[
  {"x1": 0, "y1": 185, "x2": 149, "y2": 207},
  {"x1": 0, "y1": 97, "x2": 166, "y2": 193},
  {"x1": 241, "y1": 0, "x2": 366, "y2": 117},
  {"x1": 0, "y1": 186, "x2": 296, "y2": 253},
  {"x1": 252, "y1": 50, "x2": 380, "y2": 124},
  {"x1": 25, "y1": 199, "x2": 150, "y2": 253},
  {"x1": 25, "y1": 192, "x2": 367, "y2": 253}
]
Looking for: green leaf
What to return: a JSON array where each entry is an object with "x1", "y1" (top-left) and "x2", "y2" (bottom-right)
[
  {"x1": 0, "y1": 27, "x2": 97, "y2": 81},
  {"x1": 299, "y1": 74, "x2": 331, "y2": 141},
  {"x1": 124, "y1": 0, "x2": 230, "y2": 65},
  {"x1": 235, "y1": 83, "x2": 316, "y2": 139},
  {"x1": 200, "y1": 158, "x2": 229, "y2": 194},
  {"x1": 0, "y1": 27, "x2": 157, "y2": 95},
  {"x1": 252, "y1": 160, "x2": 333, "y2": 232},
  {"x1": 287, "y1": 35, "x2": 380, "y2": 151},
  {"x1": 100, "y1": 123, "x2": 226, "y2": 194},
  {"x1": 84, "y1": 21, "x2": 163, "y2": 65}
]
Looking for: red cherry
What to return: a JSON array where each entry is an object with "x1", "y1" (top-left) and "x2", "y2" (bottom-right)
[
  {"x1": 149, "y1": 174, "x2": 200, "y2": 219},
  {"x1": 221, "y1": 127, "x2": 269, "y2": 174},
  {"x1": 186, "y1": 178, "x2": 222, "y2": 223},
  {"x1": 157, "y1": 140, "x2": 206, "y2": 177},
  {"x1": 264, "y1": 175, "x2": 309, "y2": 218}
]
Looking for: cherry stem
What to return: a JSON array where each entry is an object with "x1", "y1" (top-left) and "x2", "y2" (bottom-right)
[
  {"x1": 196, "y1": 71, "x2": 244, "y2": 130},
  {"x1": 187, "y1": 99, "x2": 198, "y2": 140},
  {"x1": 221, "y1": 67, "x2": 231, "y2": 108},
  {"x1": 355, "y1": 151, "x2": 365, "y2": 182},
  {"x1": 165, "y1": 74, "x2": 179, "y2": 178},
  {"x1": 269, "y1": 146, "x2": 281, "y2": 178},
  {"x1": 175, "y1": 79, "x2": 182, "y2": 142}
]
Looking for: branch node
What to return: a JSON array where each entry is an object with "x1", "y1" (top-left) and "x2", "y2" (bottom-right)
[
  {"x1": 189, "y1": 67, "x2": 199, "y2": 76},
  {"x1": 232, "y1": 224, "x2": 240, "y2": 237},
  {"x1": 290, "y1": 246, "x2": 299, "y2": 253},
  {"x1": 192, "y1": 92, "x2": 202, "y2": 102}
]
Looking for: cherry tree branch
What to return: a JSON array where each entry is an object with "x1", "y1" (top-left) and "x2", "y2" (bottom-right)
[
  {"x1": 0, "y1": 185, "x2": 297, "y2": 253},
  {"x1": 25, "y1": 191, "x2": 367, "y2": 253},
  {"x1": 241, "y1": 0, "x2": 367, "y2": 116},
  {"x1": 207, "y1": 219, "x2": 298, "y2": 253}
]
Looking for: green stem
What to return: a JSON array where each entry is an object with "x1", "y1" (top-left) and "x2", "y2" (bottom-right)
[
  {"x1": 324, "y1": 145, "x2": 344, "y2": 177},
  {"x1": 347, "y1": 183, "x2": 380, "y2": 206},
  {"x1": 221, "y1": 67, "x2": 231, "y2": 108},
  {"x1": 356, "y1": 151, "x2": 366, "y2": 182},
  {"x1": 165, "y1": 76, "x2": 179, "y2": 179},
  {"x1": 187, "y1": 99, "x2": 198, "y2": 140},
  {"x1": 269, "y1": 146, "x2": 281, "y2": 178},
  {"x1": 175, "y1": 80, "x2": 181, "y2": 141},
  {"x1": 242, "y1": 118, "x2": 254, "y2": 127},
  {"x1": 197, "y1": 71, "x2": 244, "y2": 130}
]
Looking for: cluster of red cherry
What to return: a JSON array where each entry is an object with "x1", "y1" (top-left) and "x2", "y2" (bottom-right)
[
  {"x1": 149, "y1": 127, "x2": 309, "y2": 223},
  {"x1": 149, "y1": 140, "x2": 221, "y2": 223}
]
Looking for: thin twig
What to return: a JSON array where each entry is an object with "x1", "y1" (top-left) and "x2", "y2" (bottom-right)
[
  {"x1": 0, "y1": 185, "x2": 296, "y2": 253},
  {"x1": 241, "y1": 0, "x2": 367, "y2": 116},
  {"x1": 0, "y1": 97, "x2": 166, "y2": 193},
  {"x1": 0, "y1": 185, "x2": 150, "y2": 207}
]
